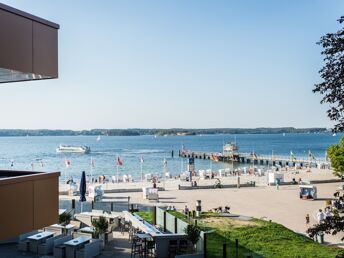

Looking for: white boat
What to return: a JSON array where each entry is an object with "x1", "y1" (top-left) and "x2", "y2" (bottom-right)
[
  {"x1": 96, "y1": 135, "x2": 101, "y2": 141},
  {"x1": 56, "y1": 144, "x2": 90, "y2": 154}
]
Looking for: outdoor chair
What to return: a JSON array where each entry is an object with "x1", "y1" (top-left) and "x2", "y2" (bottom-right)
[
  {"x1": 178, "y1": 239, "x2": 189, "y2": 255},
  {"x1": 53, "y1": 235, "x2": 72, "y2": 258},
  {"x1": 146, "y1": 239, "x2": 156, "y2": 257},
  {"x1": 75, "y1": 239, "x2": 101, "y2": 258},
  {"x1": 17, "y1": 230, "x2": 38, "y2": 252},
  {"x1": 131, "y1": 236, "x2": 143, "y2": 258},
  {"x1": 38, "y1": 234, "x2": 63, "y2": 255},
  {"x1": 168, "y1": 240, "x2": 178, "y2": 258}
]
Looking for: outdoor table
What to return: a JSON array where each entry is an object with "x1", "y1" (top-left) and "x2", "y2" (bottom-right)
[
  {"x1": 64, "y1": 236, "x2": 92, "y2": 258},
  {"x1": 50, "y1": 223, "x2": 75, "y2": 235},
  {"x1": 27, "y1": 231, "x2": 54, "y2": 253},
  {"x1": 80, "y1": 226, "x2": 95, "y2": 234},
  {"x1": 136, "y1": 233, "x2": 152, "y2": 258},
  {"x1": 59, "y1": 209, "x2": 67, "y2": 215}
]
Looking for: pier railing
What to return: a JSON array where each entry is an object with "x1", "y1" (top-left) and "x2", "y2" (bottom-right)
[{"x1": 179, "y1": 150, "x2": 330, "y2": 167}]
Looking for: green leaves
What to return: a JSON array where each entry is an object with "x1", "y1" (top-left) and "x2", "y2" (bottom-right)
[
  {"x1": 91, "y1": 216, "x2": 108, "y2": 238},
  {"x1": 313, "y1": 16, "x2": 344, "y2": 132},
  {"x1": 327, "y1": 137, "x2": 344, "y2": 177},
  {"x1": 185, "y1": 224, "x2": 201, "y2": 245}
]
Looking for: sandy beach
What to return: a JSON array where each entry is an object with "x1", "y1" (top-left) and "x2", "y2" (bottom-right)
[{"x1": 59, "y1": 168, "x2": 344, "y2": 246}]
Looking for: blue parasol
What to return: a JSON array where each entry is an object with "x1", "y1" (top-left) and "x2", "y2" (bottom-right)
[{"x1": 80, "y1": 171, "x2": 86, "y2": 211}]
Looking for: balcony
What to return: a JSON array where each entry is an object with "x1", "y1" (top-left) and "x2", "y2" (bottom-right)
[{"x1": 0, "y1": 170, "x2": 60, "y2": 240}]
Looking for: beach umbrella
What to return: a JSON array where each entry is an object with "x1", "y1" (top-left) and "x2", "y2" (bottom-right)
[{"x1": 80, "y1": 171, "x2": 86, "y2": 212}]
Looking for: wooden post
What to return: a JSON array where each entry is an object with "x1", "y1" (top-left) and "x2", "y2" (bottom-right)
[
  {"x1": 111, "y1": 202, "x2": 113, "y2": 211},
  {"x1": 127, "y1": 196, "x2": 130, "y2": 211},
  {"x1": 204, "y1": 233, "x2": 207, "y2": 258},
  {"x1": 152, "y1": 206, "x2": 157, "y2": 225},
  {"x1": 72, "y1": 199, "x2": 75, "y2": 209},
  {"x1": 223, "y1": 241, "x2": 227, "y2": 258},
  {"x1": 91, "y1": 200, "x2": 94, "y2": 209},
  {"x1": 235, "y1": 239, "x2": 239, "y2": 258},
  {"x1": 174, "y1": 217, "x2": 178, "y2": 233},
  {"x1": 163, "y1": 211, "x2": 167, "y2": 232}
]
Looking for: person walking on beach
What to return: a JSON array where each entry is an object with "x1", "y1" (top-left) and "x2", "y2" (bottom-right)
[
  {"x1": 184, "y1": 205, "x2": 189, "y2": 216},
  {"x1": 305, "y1": 214, "x2": 310, "y2": 226},
  {"x1": 317, "y1": 209, "x2": 325, "y2": 223}
]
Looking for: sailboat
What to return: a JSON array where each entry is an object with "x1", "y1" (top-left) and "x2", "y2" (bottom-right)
[
  {"x1": 333, "y1": 133, "x2": 337, "y2": 137},
  {"x1": 96, "y1": 135, "x2": 101, "y2": 141}
]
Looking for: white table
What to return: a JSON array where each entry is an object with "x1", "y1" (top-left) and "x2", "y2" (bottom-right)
[
  {"x1": 64, "y1": 236, "x2": 92, "y2": 258},
  {"x1": 59, "y1": 209, "x2": 67, "y2": 215},
  {"x1": 27, "y1": 231, "x2": 54, "y2": 253},
  {"x1": 80, "y1": 226, "x2": 95, "y2": 234}
]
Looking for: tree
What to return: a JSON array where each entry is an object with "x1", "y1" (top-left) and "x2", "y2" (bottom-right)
[
  {"x1": 313, "y1": 16, "x2": 344, "y2": 132},
  {"x1": 327, "y1": 137, "x2": 344, "y2": 178}
]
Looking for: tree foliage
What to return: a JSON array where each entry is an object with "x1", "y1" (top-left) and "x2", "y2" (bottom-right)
[
  {"x1": 307, "y1": 215, "x2": 344, "y2": 241},
  {"x1": 313, "y1": 16, "x2": 344, "y2": 132},
  {"x1": 327, "y1": 137, "x2": 344, "y2": 177}
]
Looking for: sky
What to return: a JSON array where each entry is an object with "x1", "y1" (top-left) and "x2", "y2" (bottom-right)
[{"x1": 0, "y1": 0, "x2": 343, "y2": 130}]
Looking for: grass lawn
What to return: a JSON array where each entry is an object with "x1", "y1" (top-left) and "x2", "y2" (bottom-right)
[
  {"x1": 134, "y1": 211, "x2": 153, "y2": 224},
  {"x1": 199, "y1": 216, "x2": 344, "y2": 258},
  {"x1": 134, "y1": 210, "x2": 344, "y2": 258}
]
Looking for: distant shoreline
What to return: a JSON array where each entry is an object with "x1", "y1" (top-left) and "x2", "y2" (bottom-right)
[{"x1": 0, "y1": 127, "x2": 334, "y2": 137}]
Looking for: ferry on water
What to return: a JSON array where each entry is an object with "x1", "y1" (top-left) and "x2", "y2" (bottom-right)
[{"x1": 56, "y1": 144, "x2": 91, "y2": 154}]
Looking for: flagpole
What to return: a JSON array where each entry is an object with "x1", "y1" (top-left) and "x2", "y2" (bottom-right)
[
  {"x1": 90, "y1": 157, "x2": 93, "y2": 185},
  {"x1": 116, "y1": 164, "x2": 119, "y2": 183},
  {"x1": 140, "y1": 161, "x2": 143, "y2": 185},
  {"x1": 163, "y1": 158, "x2": 166, "y2": 190}
]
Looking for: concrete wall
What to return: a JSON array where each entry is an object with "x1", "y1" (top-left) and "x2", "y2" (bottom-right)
[{"x1": 0, "y1": 170, "x2": 60, "y2": 240}]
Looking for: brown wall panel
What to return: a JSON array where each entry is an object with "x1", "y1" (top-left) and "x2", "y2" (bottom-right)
[
  {"x1": 0, "y1": 172, "x2": 60, "y2": 240},
  {"x1": 0, "y1": 181, "x2": 34, "y2": 240},
  {"x1": 33, "y1": 177, "x2": 59, "y2": 228},
  {"x1": 33, "y1": 21, "x2": 58, "y2": 78},
  {"x1": 0, "y1": 9, "x2": 33, "y2": 73}
]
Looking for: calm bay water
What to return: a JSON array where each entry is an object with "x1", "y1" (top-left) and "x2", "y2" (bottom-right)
[{"x1": 0, "y1": 133, "x2": 341, "y2": 181}]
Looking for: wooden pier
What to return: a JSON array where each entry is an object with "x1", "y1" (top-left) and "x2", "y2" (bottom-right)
[{"x1": 178, "y1": 150, "x2": 330, "y2": 168}]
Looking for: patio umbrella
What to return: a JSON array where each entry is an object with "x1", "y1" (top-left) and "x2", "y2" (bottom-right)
[{"x1": 80, "y1": 171, "x2": 86, "y2": 212}]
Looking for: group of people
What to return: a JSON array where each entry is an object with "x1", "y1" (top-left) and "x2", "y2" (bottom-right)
[
  {"x1": 316, "y1": 207, "x2": 334, "y2": 223},
  {"x1": 166, "y1": 205, "x2": 176, "y2": 211}
]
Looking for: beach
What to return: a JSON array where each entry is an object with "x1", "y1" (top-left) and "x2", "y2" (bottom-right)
[{"x1": 59, "y1": 167, "x2": 344, "y2": 246}]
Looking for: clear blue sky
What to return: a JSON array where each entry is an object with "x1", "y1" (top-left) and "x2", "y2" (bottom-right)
[{"x1": 1, "y1": 0, "x2": 343, "y2": 130}]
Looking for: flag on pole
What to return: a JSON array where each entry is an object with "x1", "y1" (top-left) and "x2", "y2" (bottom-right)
[
  {"x1": 117, "y1": 156, "x2": 123, "y2": 166},
  {"x1": 65, "y1": 159, "x2": 71, "y2": 167},
  {"x1": 140, "y1": 155, "x2": 144, "y2": 164},
  {"x1": 290, "y1": 151, "x2": 296, "y2": 161}
]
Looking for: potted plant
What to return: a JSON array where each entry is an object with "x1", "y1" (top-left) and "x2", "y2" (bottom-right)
[
  {"x1": 185, "y1": 224, "x2": 201, "y2": 253},
  {"x1": 92, "y1": 216, "x2": 108, "y2": 247},
  {"x1": 58, "y1": 212, "x2": 72, "y2": 235},
  {"x1": 59, "y1": 212, "x2": 72, "y2": 226}
]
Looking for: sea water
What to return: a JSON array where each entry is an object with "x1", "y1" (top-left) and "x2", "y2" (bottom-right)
[{"x1": 0, "y1": 133, "x2": 341, "y2": 181}]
